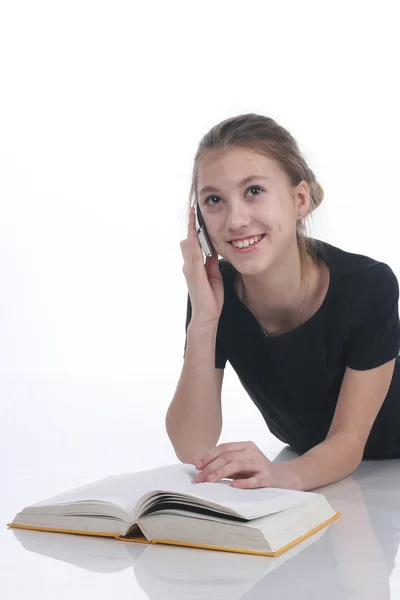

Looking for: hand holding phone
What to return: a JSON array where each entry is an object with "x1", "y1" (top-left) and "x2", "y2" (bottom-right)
[{"x1": 180, "y1": 206, "x2": 224, "y2": 326}]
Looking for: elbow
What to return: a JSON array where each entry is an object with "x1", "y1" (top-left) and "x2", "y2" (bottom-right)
[
  {"x1": 342, "y1": 435, "x2": 365, "y2": 469},
  {"x1": 169, "y1": 440, "x2": 201, "y2": 466},
  {"x1": 164, "y1": 413, "x2": 199, "y2": 465},
  {"x1": 343, "y1": 453, "x2": 363, "y2": 478},
  {"x1": 327, "y1": 431, "x2": 364, "y2": 473},
  {"x1": 165, "y1": 408, "x2": 221, "y2": 465},
  {"x1": 172, "y1": 442, "x2": 217, "y2": 466},
  {"x1": 174, "y1": 450, "x2": 199, "y2": 466}
]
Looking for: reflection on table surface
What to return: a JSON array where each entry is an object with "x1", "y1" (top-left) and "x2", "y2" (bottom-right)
[{"x1": 9, "y1": 452, "x2": 400, "y2": 600}]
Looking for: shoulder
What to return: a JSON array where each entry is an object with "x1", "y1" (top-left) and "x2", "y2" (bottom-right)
[
  {"x1": 317, "y1": 241, "x2": 399, "y2": 330},
  {"x1": 317, "y1": 239, "x2": 399, "y2": 297}
]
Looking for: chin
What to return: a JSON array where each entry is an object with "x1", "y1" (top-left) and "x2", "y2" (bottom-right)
[
  {"x1": 230, "y1": 257, "x2": 272, "y2": 277},
  {"x1": 237, "y1": 265, "x2": 270, "y2": 277}
]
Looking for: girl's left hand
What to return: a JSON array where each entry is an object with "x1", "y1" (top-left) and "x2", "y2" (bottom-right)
[{"x1": 194, "y1": 441, "x2": 294, "y2": 489}]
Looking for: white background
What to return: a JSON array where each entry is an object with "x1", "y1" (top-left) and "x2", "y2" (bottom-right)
[{"x1": 1, "y1": 1, "x2": 399, "y2": 597}]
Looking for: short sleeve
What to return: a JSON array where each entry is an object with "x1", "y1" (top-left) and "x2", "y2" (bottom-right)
[
  {"x1": 346, "y1": 263, "x2": 400, "y2": 370},
  {"x1": 183, "y1": 293, "x2": 227, "y2": 369}
]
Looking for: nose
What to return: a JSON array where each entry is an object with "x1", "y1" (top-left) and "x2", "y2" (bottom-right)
[{"x1": 225, "y1": 203, "x2": 252, "y2": 232}]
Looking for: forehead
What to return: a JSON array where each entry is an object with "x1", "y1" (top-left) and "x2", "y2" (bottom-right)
[{"x1": 197, "y1": 147, "x2": 281, "y2": 187}]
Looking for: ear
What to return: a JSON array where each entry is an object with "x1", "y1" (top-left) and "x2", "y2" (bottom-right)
[{"x1": 294, "y1": 180, "x2": 311, "y2": 216}]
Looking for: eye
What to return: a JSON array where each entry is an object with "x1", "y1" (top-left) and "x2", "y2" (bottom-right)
[
  {"x1": 248, "y1": 186, "x2": 264, "y2": 196},
  {"x1": 204, "y1": 195, "x2": 221, "y2": 206},
  {"x1": 204, "y1": 186, "x2": 264, "y2": 206}
]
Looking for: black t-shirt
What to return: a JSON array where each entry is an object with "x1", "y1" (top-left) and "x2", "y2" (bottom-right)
[{"x1": 184, "y1": 240, "x2": 400, "y2": 459}]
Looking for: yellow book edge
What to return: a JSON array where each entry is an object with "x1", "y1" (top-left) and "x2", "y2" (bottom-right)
[{"x1": 7, "y1": 512, "x2": 340, "y2": 557}]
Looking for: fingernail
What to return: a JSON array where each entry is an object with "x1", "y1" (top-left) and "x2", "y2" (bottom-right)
[{"x1": 196, "y1": 461, "x2": 202, "y2": 468}]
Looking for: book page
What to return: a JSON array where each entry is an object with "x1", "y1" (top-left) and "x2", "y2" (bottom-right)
[
  {"x1": 133, "y1": 464, "x2": 313, "y2": 519},
  {"x1": 26, "y1": 464, "x2": 202, "y2": 517},
  {"x1": 27, "y1": 464, "x2": 313, "y2": 520}
]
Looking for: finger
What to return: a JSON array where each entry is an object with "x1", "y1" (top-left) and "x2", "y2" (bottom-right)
[
  {"x1": 204, "y1": 461, "x2": 245, "y2": 483},
  {"x1": 231, "y1": 474, "x2": 265, "y2": 489},
  {"x1": 180, "y1": 239, "x2": 187, "y2": 260},
  {"x1": 196, "y1": 442, "x2": 248, "y2": 470},
  {"x1": 195, "y1": 455, "x2": 231, "y2": 482},
  {"x1": 195, "y1": 451, "x2": 246, "y2": 482},
  {"x1": 188, "y1": 206, "x2": 198, "y2": 239}
]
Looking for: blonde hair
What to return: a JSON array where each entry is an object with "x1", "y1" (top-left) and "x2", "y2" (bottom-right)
[{"x1": 187, "y1": 113, "x2": 325, "y2": 265}]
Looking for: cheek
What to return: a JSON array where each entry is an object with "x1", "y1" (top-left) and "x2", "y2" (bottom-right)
[
  {"x1": 270, "y1": 218, "x2": 295, "y2": 240},
  {"x1": 271, "y1": 206, "x2": 296, "y2": 232}
]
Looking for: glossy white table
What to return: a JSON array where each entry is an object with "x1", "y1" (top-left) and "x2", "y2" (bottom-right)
[{"x1": 2, "y1": 379, "x2": 400, "y2": 599}]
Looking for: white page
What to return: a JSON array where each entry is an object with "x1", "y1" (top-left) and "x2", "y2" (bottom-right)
[{"x1": 26, "y1": 464, "x2": 314, "y2": 520}]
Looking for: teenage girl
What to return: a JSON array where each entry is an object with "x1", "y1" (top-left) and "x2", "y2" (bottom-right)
[{"x1": 166, "y1": 113, "x2": 400, "y2": 491}]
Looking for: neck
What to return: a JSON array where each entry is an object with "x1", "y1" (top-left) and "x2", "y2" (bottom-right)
[{"x1": 240, "y1": 245, "x2": 315, "y2": 326}]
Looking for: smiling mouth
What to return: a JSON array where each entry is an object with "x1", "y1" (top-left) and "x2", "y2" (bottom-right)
[{"x1": 228, "y1": 234, "x2": 266, "y2": 246}]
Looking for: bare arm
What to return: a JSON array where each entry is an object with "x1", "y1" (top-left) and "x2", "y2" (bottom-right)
[{"x1": 165, "y1": 321, "x2": 224, "y2": 464}]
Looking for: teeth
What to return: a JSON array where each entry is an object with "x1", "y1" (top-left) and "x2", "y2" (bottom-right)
[{"x1": 232, "y1": 235, "x2": 262, "y2": 248}]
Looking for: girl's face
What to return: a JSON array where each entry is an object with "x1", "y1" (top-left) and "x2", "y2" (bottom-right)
[{"x1": 196, "y1": 147, "x2": 309, "y2": 274}]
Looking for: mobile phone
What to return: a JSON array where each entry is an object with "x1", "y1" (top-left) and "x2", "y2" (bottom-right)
[{"x1": 195, "y1": 203, "x2": 215, "y2": 257}]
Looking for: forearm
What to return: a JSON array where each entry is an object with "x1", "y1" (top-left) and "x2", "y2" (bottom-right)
[
  {"x1": 275, "y1": 432, "x2": 364, "y2": 491},
  {"x1": 166, "y1": 322, "x2": 222, "y2": 463}
]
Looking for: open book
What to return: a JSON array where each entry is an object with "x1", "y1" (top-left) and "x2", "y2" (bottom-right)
[{"x1": 8, "y1": 463, "x2": 339, "y2": 557}]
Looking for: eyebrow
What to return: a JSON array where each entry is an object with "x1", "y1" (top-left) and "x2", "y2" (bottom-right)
[{"x1": 199, "y1": 175, "x2": 270, "y2": 196}]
